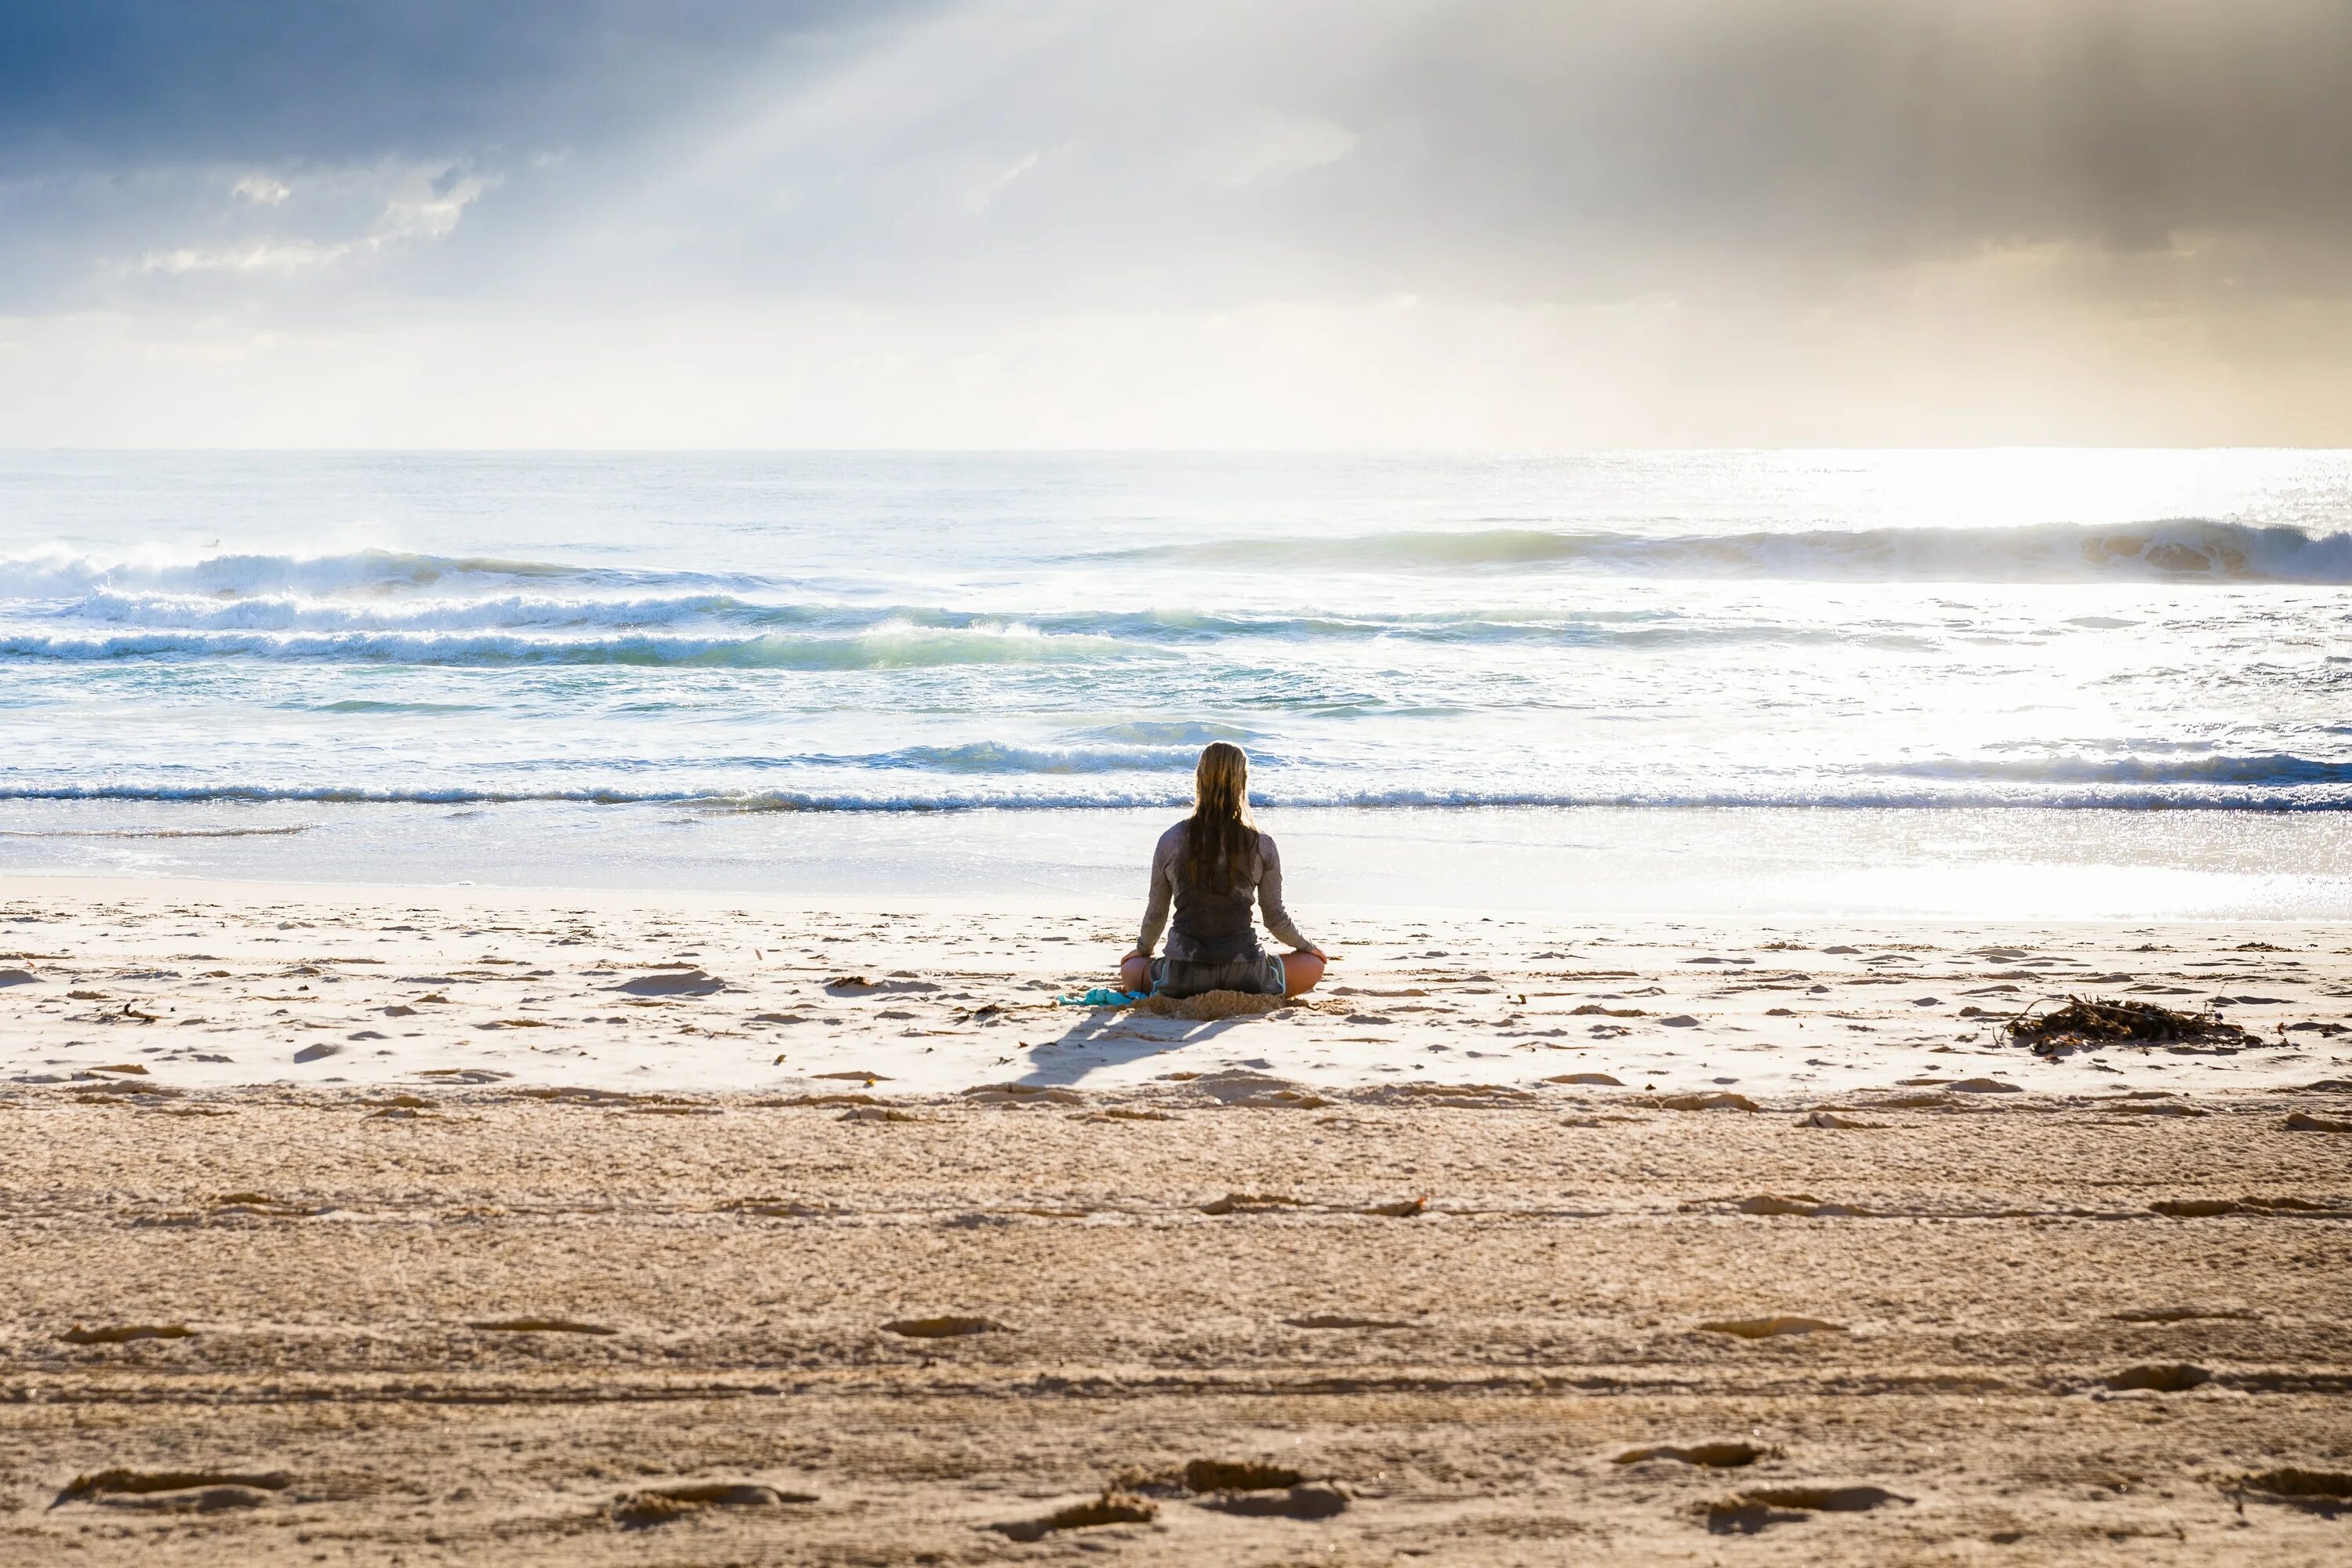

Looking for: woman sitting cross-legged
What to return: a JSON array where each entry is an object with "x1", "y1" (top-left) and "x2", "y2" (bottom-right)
[{"x1": 1119, "y1": 742, "x2": 1327, "y2": 1000}]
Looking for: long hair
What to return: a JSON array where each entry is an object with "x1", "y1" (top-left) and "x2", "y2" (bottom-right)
[{"x1": 1183, "y1": 742, "x2": 1258, "y2": 894}]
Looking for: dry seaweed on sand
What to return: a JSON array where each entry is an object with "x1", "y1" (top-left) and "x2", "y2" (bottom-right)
[{"x1": 2002, "y1": 995, "x2": 2254, "y2": 1055}]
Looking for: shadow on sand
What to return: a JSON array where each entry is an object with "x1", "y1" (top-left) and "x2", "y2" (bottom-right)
[{"x1": 1010, "y1": 1004, "x2": 1275, "y2": 1089}]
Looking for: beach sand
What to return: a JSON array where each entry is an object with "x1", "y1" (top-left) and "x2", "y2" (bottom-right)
[{"x1": 5, "y1": 876, "x2": 2350, "y2": 1563}]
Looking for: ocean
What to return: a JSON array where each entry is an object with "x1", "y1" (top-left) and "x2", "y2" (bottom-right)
[{"x1": 5, "y1": 448, "x2": 2350, "y2": 918}]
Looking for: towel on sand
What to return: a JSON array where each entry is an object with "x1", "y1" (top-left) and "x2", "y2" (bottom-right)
[{"x1": 1055, "y1": 986, "x2": 1150, "y2": 1007}]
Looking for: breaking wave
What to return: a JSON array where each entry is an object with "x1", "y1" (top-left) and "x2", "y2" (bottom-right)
[
  {"x1": 0, "y1": 626, "x2": 1142, "y2": 670},
  {"x1": 8, "y1": 521, "x2": 2352, "y2": 624},
  {"x1": 0, "y1": 546, "x2": 744, "y2": 600},
  {"x1": 2, "y1": 751, "x2": 2347, "y2": 813},
  {"x1": 1114, "y1": 519, "x2": 2352, "y2": 582}
]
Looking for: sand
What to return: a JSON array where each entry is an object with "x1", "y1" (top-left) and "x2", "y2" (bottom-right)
[
  {"x1": 4, "y1": 875, "x2": 2350, "y2": 1563},
  {"x1": 7, "y1": 874, "x2": 2350, "y2": 1100}
]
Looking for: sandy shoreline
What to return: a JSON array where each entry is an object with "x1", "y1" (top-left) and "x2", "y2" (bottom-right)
[
  {"x1": 5, "y1": 875, "x2": 2350, "y2": 1563},
  {"x1": 5, "y1": 874, "x2": 2350, "y2": 1102}
]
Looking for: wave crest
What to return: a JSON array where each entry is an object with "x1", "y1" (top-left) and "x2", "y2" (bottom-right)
[
  {"x1": 1116, "y1": 520, "x2": 2352, "y2": 582},
  {"x1": 0, "y1": 546, "x2": 644, "y2": 601},
  {"x1": 0, "y1": 625, "x2": 1142, "y2": 670}
]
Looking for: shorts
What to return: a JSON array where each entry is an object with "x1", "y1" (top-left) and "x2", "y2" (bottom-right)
[{"x1": 1149, "y1": 952, "x2": 1287, "y2": 1000}]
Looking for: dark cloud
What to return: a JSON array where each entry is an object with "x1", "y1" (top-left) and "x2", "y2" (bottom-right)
[
  {"x1": 465, "y1": 0, "x2": 2352, "y2": 310},
  {"x1": 5, "y1": 0, "x2": 2352, "y2": 443},
  {"x1": 9, "y1": 0, "x2": 2350, "y2": 307},
  {"x1": 0, "y1": 0, "x2": 918, "y2": 167},
  {"x1": 1334, "y1": 0, "x2": 2352, "y2": 285}
]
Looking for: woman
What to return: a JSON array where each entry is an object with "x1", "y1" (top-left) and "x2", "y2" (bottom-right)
[{"x1": 1119, "y1": 742, "x2": 1328, "y2": 999}]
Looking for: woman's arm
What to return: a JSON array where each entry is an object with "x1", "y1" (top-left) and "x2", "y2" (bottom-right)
[
  {"x1": 1134, "y1": 826, "x2": 1178, "y2": 956},
  {"x1": 1256, "y1": 833, "x2": 1319, "y2": 953}
]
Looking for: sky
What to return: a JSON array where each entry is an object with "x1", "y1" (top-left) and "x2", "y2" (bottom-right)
[{"x1": 4, "y1": 0, "x2": 2351, "y2": 448}]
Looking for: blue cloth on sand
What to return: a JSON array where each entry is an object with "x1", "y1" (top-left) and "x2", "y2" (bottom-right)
[{"x1": 1054, "y1": 986, "x2": 1149, "y2": 1007}]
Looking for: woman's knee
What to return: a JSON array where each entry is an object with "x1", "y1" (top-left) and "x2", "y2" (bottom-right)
[
  {"x1": 1120, "y1": 953, "x2": 1151, "y2": 989},
  {"x1": 1282, "y1": 950, "x2": 1325, "y2": 996}
]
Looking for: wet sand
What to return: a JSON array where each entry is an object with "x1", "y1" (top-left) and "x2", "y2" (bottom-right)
[{"x1": 3, "y1": 877, "x2": 2350, "y2": 1563}]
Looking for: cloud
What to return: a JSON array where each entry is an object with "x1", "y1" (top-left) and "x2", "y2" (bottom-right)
[
  {"x1": 230, "y1": 174, "x2": 288, "y2": 207},
  {"x1": 4, "y1": 0, "x2": 2352, "y2": 443},
  {"x1": 448, "y1": 0, "x2": 2352, "y2": 311},
  {"x1": 1186, "y1": 114, "x2": 1358, "y2": 188},
  {"x1": 120, "y1": 160, "x2": 495, "y2": 278},
  {"x1": 0, "y1": 1, "x2": 910, "y2": 168}
]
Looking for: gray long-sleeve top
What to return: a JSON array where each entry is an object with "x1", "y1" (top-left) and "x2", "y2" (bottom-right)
[{"x1": 1135, "y1": 820, "x2": 1312, "y2": 959}]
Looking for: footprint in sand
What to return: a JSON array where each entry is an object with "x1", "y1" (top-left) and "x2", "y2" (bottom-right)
[
  {"x1": 992, "y1": 1493, "x2": 1157, "y2": 1541},
  {"x1": 612, "y1": 1483, "x2": 817, "y2": 1528},
  {"x1": 1207, "y1": 1482, "x2": 1352, "y2": 1519},
  {"x1": 470, "y1": 1317, "x2": 619, "y2": 1336},
  {"x1": 882, "y1": 1315, "x2": 1007, "y2": 1338},
  {"x1": 719, "y1": 1197, "x2": 826, "y2": 1218},
  {"x1": 1656, "y1": 1091, "x2": 1757, "y2": 1112},
  {"x1": 1616, "y1": 1443, "x2": 1767, "y2": 1468},
  {"x1": 1737, "y1": 1194, "x2": 1871, "y2": 1218},
  {"x1": 1697, "y1": 1316, "x2": 1845, "y2": 1339},
  {"x1": 62, "y1": 1323, "x2": 194, "y2": 1345},
  {"x1": 613, "y1": 970, "x2": 726, "y2": 997},
  {"x1": 1284, "y1": 1314, "x2": 1414, "y2": 1330},
  {"x1": 2237, "y1": 1469, "x2": 2352, "y2": 1515},
  {"x1": 963, "y1": 1083, "x2": 1085, "y2": 1106},
  {"x1": 2104, "y1": 1363, "x2": 2211, "y2": 1392},
  {"x1": 1184, "y1": 1460, "x2": 1303, "y2": 1490},
  {"x1": 1705, "y1": 1486, "x2": 1911, "y2": 1533},
  {"x1": 53, "y1": 1468, "x2": 289, "y2": 1512},
  {"x1": 825, "y1": 975, "x2": 939, "y2": 996},
  {"x1": 1200, "y1": 1193, "x2": 1303, "y2": 1215}
]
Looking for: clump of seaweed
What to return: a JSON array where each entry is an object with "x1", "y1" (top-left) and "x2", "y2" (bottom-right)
[{"x1": 2003, "y1": 996, "x2": 2253, "y2": 1056}]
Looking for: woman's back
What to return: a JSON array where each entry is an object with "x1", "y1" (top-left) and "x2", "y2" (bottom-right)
[
  {"x1": 1160, "y1": 818, "x2": 1266, "y2": 964},
  {"x1": 1138, "y1": 818, "x2": 1309, "y2": 965}
]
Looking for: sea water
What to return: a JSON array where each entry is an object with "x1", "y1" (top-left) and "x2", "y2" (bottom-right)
[{"x1": 4, "y1": 449, "x2": 2350, "y2": 917}]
